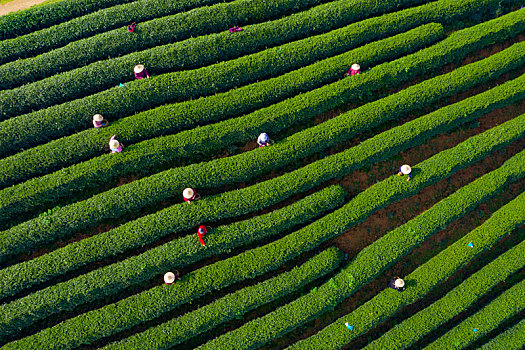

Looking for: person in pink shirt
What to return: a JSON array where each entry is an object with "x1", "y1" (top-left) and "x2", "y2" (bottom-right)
[
  {"x1": 109, "y1": 135, "x2": 123, "y2": 153},
  {"x1": 128, "y1": 22, "x2": 136, "y2": 33},
  {"x1": 134, "y1": 64, "x2": 150, "y2": 80},
  {"x1": 92, "y1": 114, "x2": 108, "y2": 128},
  {"x1": 345, "y1": 63, "x2": 361, "y2": 77}
]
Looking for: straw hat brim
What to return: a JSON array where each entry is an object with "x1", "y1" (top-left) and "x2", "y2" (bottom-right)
[
  {"x1": 401, "y1": 165, "x2": 412, "y2": 174},
  {"x1": 183, "y1": 188, "x2": 194, "y2": 199},
  {"x1": 134, "y1": 65, "x2": 144, "y2": 73},
  {"x1": 93, "y1": 114, "x2": 103, "y2": 121},
  {"x1": 394, "y1": 279, "x2": 405, "y2": 288},
  {"x1": 351, "y1": 63, "x2": 360, "y2": 70},
  {"x1": 110, "y1": 140, "x2": 120, "y2": 148},
  {"x1": 164, "y1": 272, "x2": 175, "y2": 284}
]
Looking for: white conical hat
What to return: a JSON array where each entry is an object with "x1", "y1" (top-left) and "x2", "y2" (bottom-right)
[
  {"x1": 351, "y1": 63, "x2": 360, "y2": 71},
  {"x1": 93, "y1": 114, "x2": 103, "y2": 122},
  {"x1": 394, "y1": 278, "x2": 405, "y2": 288},
  {"x1": 164, "y1": 272, "x2": 175, "y2": 284},
  {"x1": 183, "y1": 188, "x2": 194, "y2": 199},
  {"x1": 401, "y1": 165, "x2": 412, "y2": 175},
  {"x1": 109, "y1": 140, "x2": 120, "y2": 149},
  {"x1": 134, "y1": 64, "x2": 145, "y2": 73},
  {"x1": 259, "y1": 133, "x2": 269, "y2": 142}
]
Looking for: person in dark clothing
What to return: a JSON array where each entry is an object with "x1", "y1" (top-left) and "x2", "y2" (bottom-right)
[{"x1": 388, "y1": 277, "x2": 406, "y2": 292}]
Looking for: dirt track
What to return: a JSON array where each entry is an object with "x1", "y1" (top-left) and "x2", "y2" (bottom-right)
[{"x1": 0, "y1": 0, "x2": 48, "y2": 16}]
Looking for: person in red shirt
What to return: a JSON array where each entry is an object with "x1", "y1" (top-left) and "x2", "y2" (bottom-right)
[
  {"x1": 197, "y1": 225, "x2": 207, "y2": 246},
  {"x1": 128, "y1": 22, "x2": 136, "y2": 33},
  {"x1": 183, "y1": 188, "x2": 200, "y2": 204}
]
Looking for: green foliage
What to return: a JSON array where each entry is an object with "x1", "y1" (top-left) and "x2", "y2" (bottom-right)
[
  {"x1": 478, "y1": 319, "x2": 525, "y2": 350},
  {"x1": 424, "y1": 279, "x2": 525, "y2": 350},
  {"x1": 0, "y1": 0, "x2": 326, "y2": 69},
  {"x1": 102, "y1": 247, "x2": 344, "y2": 350},
  {"x1": 1, "y1": 18, "x2": 524, "y2": 258},
  {"x1": 365, "y1": 231, "x2": 525, "y2": 349},
  {"x1": 0, "y1": 0, "x2": 136, "y2": 40},
  {"x1": 0, "y1": 185, "x2": 345, "y2": 303},
  {"x1": 0, "y1": 22, "x2": 446, "y2": 186},
  {"x1": 203, "y1": 147, "x2": 525, "y2": 350}
]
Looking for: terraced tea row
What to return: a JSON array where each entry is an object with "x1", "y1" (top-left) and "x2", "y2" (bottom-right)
[
  {"x1": 200, "y1": 145, "x2": 525, "y2": 350},
  {"x1": 1, "y1": 11, "x2": 521, "y2": 228},
  {"x1": 2, "y1": 116, "x2": 522, "y2": 346},
  {"x1": 287, "y1": 191, "x2": 525, "y2": 350},
  {"x1": 365, "y1": 235, "x2": 525, "y2": 349},
  {"x1": 0, "y1": 23, "x2": 444, "y2": 187},
  {"x1": 0, "y1": 0, "x2": 238, "y2": 67},
  {"x1": 479, "y1": 319, "x2": 525, "y2": 350},
  {"x1": 0, "y1": 0, "x2": 137, "y2": 40}
]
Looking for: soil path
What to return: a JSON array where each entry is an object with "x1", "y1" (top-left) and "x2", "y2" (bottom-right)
[{"x1": 0, "y1": 0, "x2": 48, "y2": 16}]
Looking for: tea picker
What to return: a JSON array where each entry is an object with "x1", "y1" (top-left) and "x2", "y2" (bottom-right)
[
  {"x1": 183, "y1": 188, "x2": 201, "y2": 204},
  {"x1": 197, "y1": 225, "x2": 208, "y2": 247},
  {"x1": 92, "y1": 114, "x2": 108, "y2": 128},
  {"x1": 388, "y1": 277, "x2": 406, "y2": 292},
  {"x1": 109, "y1": 135, "x2": 123, "y2": 153},
  {"x1": 228, "y1": 26, "x2": 243, "y2": 33},
  {"x1": 128, "y1": 22, "x2": 136, "y2": 33},
  {"x1": 257, "y1": 132, "x2": 270, "y2": 148},
  {"x1": 164, "y1": 271, "x2": 181, "y2": 284},
  {"x1": 345, "y1": 63, "x2": 361, "y2": 77},
  {"x1": 134, "y1": 64, "x2": 150, "y2": 80},
  {"x1": 397, "y1": 164, "x2": 412, "y2": 181}
]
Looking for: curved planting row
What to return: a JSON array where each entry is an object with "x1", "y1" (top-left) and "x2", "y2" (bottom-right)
[
  {"x1": 0, "y1": 0, "x2": 137, "y2": 40},
  {"x1": 2, "y1": 70, "x2": 523, "y2": 322},
  {"x1": 0, "y1": 0, "x2": 454, "y2": 149},
  {"x1": 200, "y1": 145, "x2": 525, "y2": 350},
  {"x1": 0, "y1": 212, "x2": 348, "y2": 349},
  {"x1": 0, "y1": 186, "x2": 345, "y2": 338},
  {"x1": 0, "y1": 12, "x2": 520, "y2": 227},
  {"x1": 0, "y1": 185, "x2": 345, "y2": 301},
  {"x1": 0, "y1": 0, "x2": 428, "y2": 92},
  {"x1": 103, "y1": 247, "x2": 344, "y2": 350},
  {"x1": 424, "y1": 278, "x2": 525, "y2": 350},
  {"x1": 1, "y1": 115, "x2": 522, "y2": 341},
  {"x1": 0, "y1": 23, "x2": 445, "y2": 187},
  {"x1": 2, "y1": 0, "x2": 478, "y2": 120},
  {"x1": 479, "y1": 319, "x2": 525, "y2": 350},
  {"x1": 1, "y1": 31, "x2": 524, "y2": 257},
  {"x1": 0, "y1": 0, "x2": 326, "y2": 69},
  {"x1": 364, "y1": 236, "x2": 525, "y2": 350},
  {"x1": 286, "y1": 191, "x2": 525, "y2": 350},
  {"x1": 0, "y1": 0, "x2": 236, "y2": 68}
]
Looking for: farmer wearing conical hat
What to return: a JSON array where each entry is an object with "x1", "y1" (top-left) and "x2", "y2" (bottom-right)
[
  {"x1": 92, "y1": 114, "x2": 108, "y2": 128},
  {"x1": 257, "y1": 132, "x2": 270, "y2": 148},
  {"x1": 345, "y1": 63, "x2": 361, "y2": 77},
  {"x1": 197, "y1": 225, "x2": 207, "y2": 247},
  {"x1": 109, "y1": 135, "x2": 123, "y2": 153},
  {"x1": 397, "y1": 164, "x2": 412, "y2": 181},
  {"x1": 134, "y1": 64, "x2": 150, "y2": 80},
  {"x1": 183, "y1": 188, "x2": 200, "y2": 204},
  {"x1": 388, "y1": 277, "x2": 405, "y2": 292},
  {"x1": 164, "y1": 271, "x2": 181, "y2": 285}
]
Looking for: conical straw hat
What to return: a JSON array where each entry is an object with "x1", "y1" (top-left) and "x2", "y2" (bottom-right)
[
  {"x1": 134, "y1": 64, "x2": 145, "y2": 73},
  {"x1": 93, "y1": 114, "x2": 103, "y2": 122},
  {"x1": 110, "y1": 140, "x2": 120, "y2": 149},
  {"x1": 394, "y1": 278, "x2": 405, "y2": 288},
  {"x1": 259, "y1": 133, "x2": 269, "y2": 142},
  {"x1": 183, "y1": 188, "x2": 194, "y2": 199},
  {"x1": 164, "y1": 272, "x2": 175, "y2": 284},
  {"x1": 351, "y1": 63, "x2": 360, "y2": 71},
  {"x1": 401, "y1": 165, "x2": 412, "y2": 175}
]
